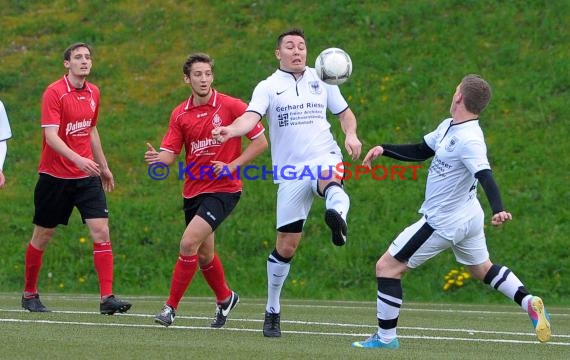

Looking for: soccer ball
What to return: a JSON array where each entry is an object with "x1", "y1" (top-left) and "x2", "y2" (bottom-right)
[{"x1": 315, "y1": 47, "x2": 352, "y2": 85}]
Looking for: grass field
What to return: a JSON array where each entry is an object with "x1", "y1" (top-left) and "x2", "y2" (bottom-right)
[{"x1": 1, "y1": 293, "x2": 568, "y2": 359}]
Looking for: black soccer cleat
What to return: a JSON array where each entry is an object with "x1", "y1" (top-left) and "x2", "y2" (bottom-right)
[
  {"x1": 211, "y1": 291, "x2": 240, "y2": 328},
  {"x1": 263, "y1": 311, "x2": 282, "y2": 337},
  {"x1": 100, "y1": 295, "x2": 132, "y2": 315},
  {"x1": 22, "y1": 294, "x2": 51, "y2": 312},
  {"x1": 325, "y1": 209, "x2": 347, "y2": 246}
]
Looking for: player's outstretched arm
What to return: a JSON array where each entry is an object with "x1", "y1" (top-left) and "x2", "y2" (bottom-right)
[
  {"x1": 211, "y1": 131, "x2": 268, "y2": 175},
  {"x1": 362, "y1": 146, "x2": 384, "y2": 168},
  {"x1": 212, "y1": 112, "x2": 261, "y2": 143}
]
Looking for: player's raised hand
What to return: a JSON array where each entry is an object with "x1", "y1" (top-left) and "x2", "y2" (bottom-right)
[
  {"x1": 491, "y1": 211, "x2": 512, "y2": 226},
  {"x1": 362, "y1": 146, "x2": 384, "y2": 168},
  {"x1": 145, "y1": 142, "x2": 160, "y2": 164}
]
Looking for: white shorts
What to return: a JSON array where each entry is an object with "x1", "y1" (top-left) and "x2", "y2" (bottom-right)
[
  {"x1": 275, "y1": 154, "x2": 343, "y2": 229},
  {"x1": 388, "y1": 209, "x2": 489, "y2": 268}
]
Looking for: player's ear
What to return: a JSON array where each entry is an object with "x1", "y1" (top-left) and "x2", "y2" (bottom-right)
[
  {"x1": 275, "y1": 49, "x2": 281, "y2": 60},
  {"x1": 183, "y1": 75, "x2": 191, "y2": 84}
]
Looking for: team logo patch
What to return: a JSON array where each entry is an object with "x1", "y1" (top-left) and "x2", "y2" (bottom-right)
[
  {"x1": 445, "y1": 136, "x2": 459, "y2": 152},
  {"x1": 212, "y1": 114, "x2": 222, "y2": 128},
  {"x1": 309, "y1": 81, "x2": 322, "y2": 95},
  {"x1": 90, "y1": 98, "x2": 96, "y2": 112}
]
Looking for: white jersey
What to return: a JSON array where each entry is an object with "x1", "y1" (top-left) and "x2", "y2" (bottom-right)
[
  {"x1": 0, "y1": 100, "x2": 12, "y2": 142},
  {"x1": 246, "y1": 67, "x2": 347, "y2": 182},
  {"x1": 421, "y1": 118, "x2": 490, "y2": 236}
]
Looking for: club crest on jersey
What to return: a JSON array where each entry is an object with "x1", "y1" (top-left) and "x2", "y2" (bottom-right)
[
  {"x1": 445, "y1": 136, "x2": 459, "y2": 152},
  {"x1": 90, "y1": 98, "x2": 96, "y2": 112},
  {"x1": 309, "y1": 81, "x2": 322, "y2": 95},
  {"x1": 212, "y1": 114, "x2": 222, "y2": 128}
]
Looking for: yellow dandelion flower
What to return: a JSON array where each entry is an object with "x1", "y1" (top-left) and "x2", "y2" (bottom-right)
[
  {"x1": 456, "y1": 281, "x2": 464, "y2": 286},
  {"x1": 79, "y1": 277, "x2": 86, "y2": 283},
  {"x1": 59, "y1": 283, "x2": 65, "y2": 289},
  {"x1": 79, "y1": 237, "x2": 87, "y2": 244},
  {"x1": 443, "y1": 283, "x2": 450, "y2": 291}
]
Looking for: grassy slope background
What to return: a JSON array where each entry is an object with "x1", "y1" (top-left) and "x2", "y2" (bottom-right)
[{"x1": 0, "y1": 0, "x2": 568, "y2": 305}]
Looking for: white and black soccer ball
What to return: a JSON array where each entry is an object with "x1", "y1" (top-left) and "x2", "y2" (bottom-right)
[{"x1": 314, "y1": 47, "x2": 352, "y2": 85}]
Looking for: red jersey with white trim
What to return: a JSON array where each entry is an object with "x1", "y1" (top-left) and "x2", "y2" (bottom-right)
[
  {"x1": 38, "y1": 75, "x2": 100, "y2": 179},
  {"x1": 160, "y1": 89, "x2": 265, "y2": 199}
]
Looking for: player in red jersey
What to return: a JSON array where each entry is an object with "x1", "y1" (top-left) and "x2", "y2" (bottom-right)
[
  {"x1": 22, "y1": 43, "x2": 131, "y2": 315},
  {"x1": 145, "y1": 53, "x2": 267, "y2": 327}
]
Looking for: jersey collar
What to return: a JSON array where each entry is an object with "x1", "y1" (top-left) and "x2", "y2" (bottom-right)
[
  {"x1": 184, "y1": 89, "x2": 218, "y2": 110},
  {"x1": 63, "y1": 75, "x2": 92, "y2": 94}
]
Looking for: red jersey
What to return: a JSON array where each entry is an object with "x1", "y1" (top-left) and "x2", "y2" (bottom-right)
[
  {"x1": 38, "y1": 75, "x2": 100, "y2": 178},
  {"x1": 160, "y1": 89, "x2": 265, "y2": 199}
]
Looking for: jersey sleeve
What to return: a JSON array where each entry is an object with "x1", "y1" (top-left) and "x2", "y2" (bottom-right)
[
  {"x1": 325, "y1": 83, "x2": 349, "y2": 115},
  {"x1": 0, "y1": 101, "x2": 12, "y2": 141},
  {"x1": 41, "y1": 87, "x2": 63, "y2": 127},
  {"x1": 246, "y1": 80, "x2": 270, "y2": 117},
  {"x1": 460, "y1": 138, "x2": 490, "y2": 175},
  {"x1": 423, "y1": 118, "x2": 451, "y2": 150},
  {"x1": 245, "y1": 121, "x2": 265, "y2": 140},
  {"x1": 90, "y1": 85, "x2": 101, "y2": 127},
  {"x1": 160, "y1": 109, "x2": 184, "y2": 155}
]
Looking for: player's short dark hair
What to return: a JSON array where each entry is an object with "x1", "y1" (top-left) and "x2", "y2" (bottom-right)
[
  {"x1": 460, "y1": 74, "x2": 492, "y2": 114},
  {"x1": 63, "y1": 42, "x2": 92, "y2": 61},
  {"x1": 277, "y1": 28, "x2": 305, "y2": 48},
  {"x1": 183, "y1": 53, "x2": 214, "y2": 77}
]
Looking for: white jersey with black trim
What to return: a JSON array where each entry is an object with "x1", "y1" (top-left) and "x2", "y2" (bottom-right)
[
  {"x1": 0, "y1": 100, "x2": 12, "y2": 142},
  {"x1": 421, "y1": 118, "x2": 491, "y2": 235},
  {"x1": 246, "y1": 67, "x2": 347, "y2": 183}
]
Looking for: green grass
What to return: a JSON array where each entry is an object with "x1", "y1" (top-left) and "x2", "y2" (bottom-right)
[
  {"x1": 0, "y1": 0, "x2": 569, "y2": 304},
  {"x1": 1, "y1": 293, "x2": 569, "y2": 359}
]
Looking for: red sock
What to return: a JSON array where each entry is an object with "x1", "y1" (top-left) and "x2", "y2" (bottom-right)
[
  {"x1": 166, "y1": 254, "x2": 198, "y2": 309},
  {"x1": 200, "y1": 253, "x2": 231, "y2": 303},
  {"x1": 24, "y1": 243, "x2": 44, "y2": 295},
  {"x1": 93, "y1": 241, "x2": 114, "y2": 299}
]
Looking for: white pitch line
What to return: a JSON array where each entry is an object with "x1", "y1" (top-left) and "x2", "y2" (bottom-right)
[{"x1": 1, "y1": 315, "x2": 568, "y2": 346}]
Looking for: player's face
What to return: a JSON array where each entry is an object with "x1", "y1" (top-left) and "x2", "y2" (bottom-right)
[
  {"x1": 449, "y1": 84, "x2": 461, "y2": 116},
  {"x1": 64, "y1": 47, "x2": 92, "y2": 78},
  {"x1": 276, "y1": 35, "x2": 307, "y2": 73},
  {"x1": 185, "y1": 62, "x2": 213, "y2": 98}
]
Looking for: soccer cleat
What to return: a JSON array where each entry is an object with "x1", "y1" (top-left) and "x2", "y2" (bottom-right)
[
  {"x1": 211, "y1": 291, "x2": 240, "y2": 328},
  {"x1": 22, "y1": 294, "x2": 51, "y2": 312},
  {"x1": 263, "y1": 311, "x2": 281, "y2": 337},
  {"x1": 325, "y1": 209, "x2": 347, "y2": 246},
  {"x1": 528, "y1": 296, "x2": 551, "y2": 343},
  {"x1": 352, "y1": 333, "x2": 400, "y2": 349},
  {"x1": 155, "y1": 304, "x2": 176, "y2": 327},
  {"x1": 100, "y1": 295, "x2": 132, "y2": 315}
]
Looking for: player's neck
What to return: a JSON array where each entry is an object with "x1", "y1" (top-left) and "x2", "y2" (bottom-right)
[
  {"x1": 451, "y1": 109, "x2": 479, "y2": 124},
  {"x1": 66, "y1": 74, "x2": 86, "y2": 89},
  {"x1": 192, "y1": 90, "x2": 212, "y2": 106}
]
